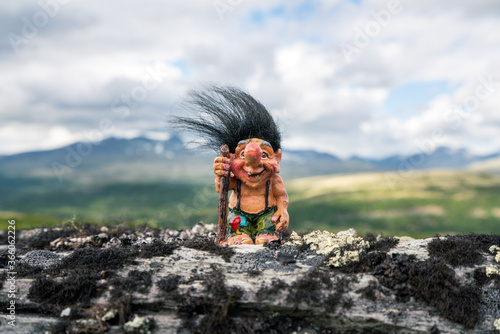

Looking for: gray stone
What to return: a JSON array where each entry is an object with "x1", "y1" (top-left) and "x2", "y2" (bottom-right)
[
  {"x1": 388, "y1": 237, "x2": 431, "y2": 260},
  {"x1": 105, "y1": 237, "x2": 122, "y2": 248},
  {"x1": 19, "y1": 250, "x2": 61, "y2": 268},
  {"x1": 191, "y1": 222, "x2": 206, "y2": 235},
  {"x1": 167, "y1": 230, "x2": 179, "y2": 238},
  {"x1": 97, "y1": 232, "x2": 109, "y2": 239},
  {"x1": 3, "y1": 226, "x2": 500, "y2": 333},
  {"x1": 60, "y1": 307, "x2": 71, "y2": 317}
]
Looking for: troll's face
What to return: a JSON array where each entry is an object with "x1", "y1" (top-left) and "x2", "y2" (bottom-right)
[{"x1": 230, "y1": 138, "x2": 281, "y2": 186}]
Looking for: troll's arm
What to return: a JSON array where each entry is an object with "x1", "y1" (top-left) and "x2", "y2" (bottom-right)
[
  {"x1": 271, "y1": 175, "x2": 289, "y2": 233},
  {"x1": 214, "y1": 156, "x2": 236, "y2": 193}
]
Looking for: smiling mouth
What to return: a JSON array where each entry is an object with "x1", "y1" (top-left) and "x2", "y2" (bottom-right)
[{"x1": 247, "y1": 170, "x2": 264, "y2": 178}]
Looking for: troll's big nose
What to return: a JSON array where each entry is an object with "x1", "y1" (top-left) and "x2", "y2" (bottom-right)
[{"x1": 245, "y1": 142, "x2": 262, "y2": 168}]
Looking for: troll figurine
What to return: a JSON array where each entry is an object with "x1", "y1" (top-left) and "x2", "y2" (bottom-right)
[{"x1": 173, "y1": 86, "x2": 289, "y2": 245}]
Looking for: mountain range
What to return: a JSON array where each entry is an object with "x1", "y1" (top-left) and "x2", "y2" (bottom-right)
[{"x1": 1, "y1": 136, "x2": 499, "y2": 183}]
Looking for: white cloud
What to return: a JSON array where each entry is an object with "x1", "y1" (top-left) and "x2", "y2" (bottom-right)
[
  {"x1": 0, "y1": 123, "x2": 83, "y2": 155},
  {"x1": 0, "y1": 0, "x2": 499, "y2": 157}
]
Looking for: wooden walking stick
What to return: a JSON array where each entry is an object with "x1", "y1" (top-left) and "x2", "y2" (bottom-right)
[{"x1": 217, "y1": 144, "x2": 230, "y2": 244}]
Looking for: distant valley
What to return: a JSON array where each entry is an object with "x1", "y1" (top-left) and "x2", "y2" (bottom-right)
[
  {"x1": 1, "y1": 135, "x2": 499, "y2": 183},
  {"x1": 1, "y1": 136, "x2": 499, "y2": 235}
]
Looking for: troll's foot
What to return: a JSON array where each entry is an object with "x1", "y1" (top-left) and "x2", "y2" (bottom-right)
[
  {"x1": 221, "y1": 234, "x2": 254, "y2": 245},
  {"x1": 255, "y1": 234, "x2": 280, "y2": 245}
]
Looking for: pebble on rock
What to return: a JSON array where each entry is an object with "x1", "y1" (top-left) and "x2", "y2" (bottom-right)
[{"x1": 19, "y1": 250, "x2": 62, "y2": 268}]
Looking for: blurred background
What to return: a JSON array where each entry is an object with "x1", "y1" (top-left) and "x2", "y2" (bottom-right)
[{"x1": 1, "y1": 0, "x2": 500, "y2": 236}]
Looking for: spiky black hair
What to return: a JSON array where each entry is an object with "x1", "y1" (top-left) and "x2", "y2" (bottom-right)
[{"x1": 172, "y1": 85, "x2": 281, "y2": 153}]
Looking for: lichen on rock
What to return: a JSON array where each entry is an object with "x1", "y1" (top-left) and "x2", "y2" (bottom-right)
[
  {"x1": 286, "y1": 228, "x2": 370, "y2": 267},
  {"x1": 124, "y1": 314, "x2": 153, "y2": 334},
  {"x1": 495, "y1": 318, "x2": 500, "y2": 330},
  {"x1": 101, "y1": 309, "x2": 118, "y2": 322},
  {"x1": 486, "y1": 265, "x2": 500, "y2": 277},
  {"x1": 490, "y1": 245, "x2": 500, "y2": 263},
  {"x1": 487, "y1": 245, "x2": 500, "y2": 277},
  {"x1": 286, "y1": 231, "x2": 303, "y2": 245}
]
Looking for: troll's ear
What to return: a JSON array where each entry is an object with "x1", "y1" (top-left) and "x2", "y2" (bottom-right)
[
  {"x1": 274, "y1": 149, "x2": 282, "y2": 164},
  {"x1": 273, "y1": 149, "x2": 282, "y2": 174}
]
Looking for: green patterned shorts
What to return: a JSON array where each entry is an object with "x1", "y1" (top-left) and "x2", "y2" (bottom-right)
[{"x1": 227, "y1": 206, "x2": 280, "y2": 239}]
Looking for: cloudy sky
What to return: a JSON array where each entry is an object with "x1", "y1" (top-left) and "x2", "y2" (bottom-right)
[{"x1": 1, "y1": 0, "x2": 500, "y2": 158}]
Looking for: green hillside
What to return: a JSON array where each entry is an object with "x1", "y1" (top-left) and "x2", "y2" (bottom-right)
[
  {"x1": 287, "y1": 170, "x2": 500, "y2": 237},
  {"x1": 0, "y1": 175, "x2": 219, "y2": 230},
  {"x1": 468, "y1": 156, "x2": 500, "y2": 174},
  {"x1": 2, "y1": 170, "x2": 500, "y2": 237}
]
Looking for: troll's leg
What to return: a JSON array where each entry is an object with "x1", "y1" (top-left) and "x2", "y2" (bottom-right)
[
  {"x1": 254, "y1": 207, "x2": 280, "y2": 245},
  {"x1": 224, "y1": 209, "x2": 254, "y2": 245}
]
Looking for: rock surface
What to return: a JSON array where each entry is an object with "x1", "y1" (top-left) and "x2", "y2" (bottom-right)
[{"x1": 0, "y1": 223, "x2": 499, "y2": 333}]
